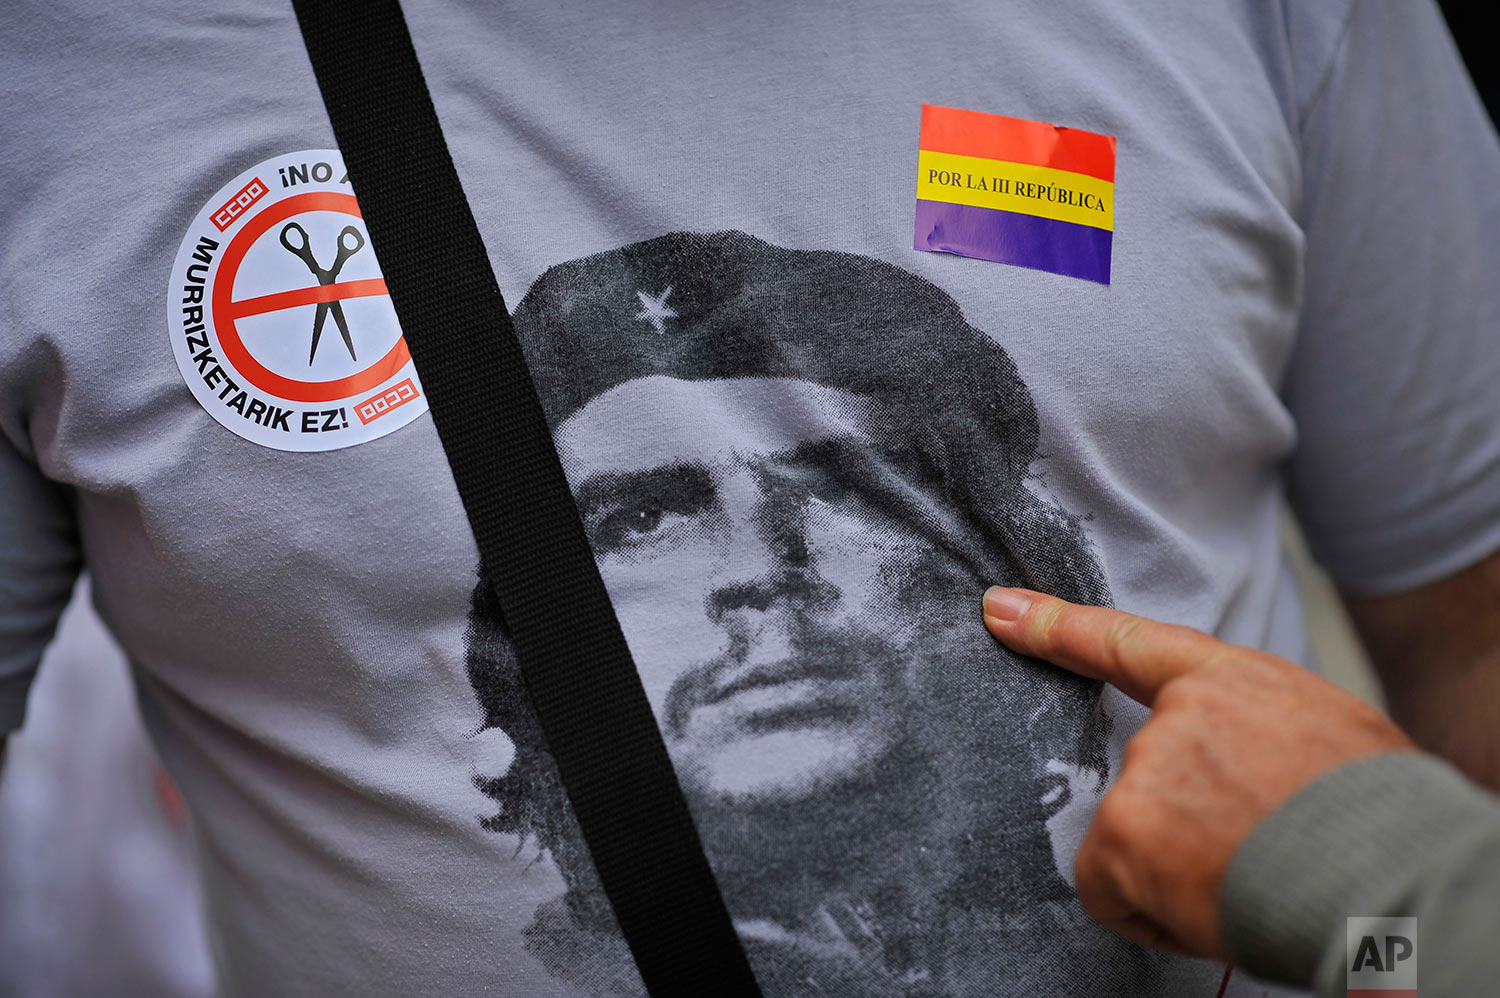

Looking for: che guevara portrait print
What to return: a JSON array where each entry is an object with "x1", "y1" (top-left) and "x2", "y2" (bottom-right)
[{"x1": 464, "y1": 231, "x2": 1161, "y2": 996}]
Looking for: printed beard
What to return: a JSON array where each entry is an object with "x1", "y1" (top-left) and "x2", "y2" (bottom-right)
[{"x1": 686, "y1": 612, "x2": 1071, "y2": 931}]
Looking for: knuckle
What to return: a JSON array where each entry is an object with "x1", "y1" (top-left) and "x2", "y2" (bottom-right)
[
  {"x1": 1133, "y1": 700, "x2": 1203, "y2": 761},
  {"x1": 1160, "y1": 654, "x2": 1245, "y2": 710},
  {"x1": 1091, "y1": 790, "x2": 1139, "y2": 846},
  {"x1": 1073, "y1": 835, "x2": 1112, "y2": 901},
  {"x1": 1198, "y1": 648, "x2": 1254, "y2": 681},
  {"x1": 1074, "y1": 828, "x2": 1120, "y2": 891},
  {"x1": 1029, "y1": 598, "x2": 1069, "y2": 648},
  {"x1": 1087, "y1": 791, "x2": 1165, "y2": 893},
  {"x1": 1120, "y1": 717, "x2": 1172, "y2": 768},
  {"x1": 1119, "y1": 730, "x2": 1153, "y2": 771},
  {"x1": 1151, "y1": 673, "x2": 1204, "y2": 713},
  {"x1": 1101, "y1": 614, "x2": 1147, "y2": 671}
]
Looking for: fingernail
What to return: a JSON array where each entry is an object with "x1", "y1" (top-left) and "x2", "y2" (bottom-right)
[{"x1": 983, "y1": 586, "x2": 1030, "y2": 622}]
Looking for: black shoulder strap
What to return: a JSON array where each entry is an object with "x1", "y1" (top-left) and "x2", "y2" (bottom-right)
[{"x1": 289, "y1": 3, "x2": 760, "y2": 993}]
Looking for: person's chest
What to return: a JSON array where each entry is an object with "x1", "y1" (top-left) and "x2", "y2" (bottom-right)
[
  {"x1": 4, "y1": 3, "x2": 1312, "y2": 993},
  {"x1": 18, "y1": 0, "x2": 1303, "y2": 673}
]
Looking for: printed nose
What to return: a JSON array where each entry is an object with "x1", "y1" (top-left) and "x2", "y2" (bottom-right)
[
  {"x1": 705, "y1": 476, "x2": 838, "y2": 623},
  {"x1": 707, "y1": 563, "x2": 837, "y2": 619}
]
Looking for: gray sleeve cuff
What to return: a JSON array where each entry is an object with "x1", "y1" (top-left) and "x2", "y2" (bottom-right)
[{"x1": 1220, "y1": 752, "x2": 1500, "y2": 994}]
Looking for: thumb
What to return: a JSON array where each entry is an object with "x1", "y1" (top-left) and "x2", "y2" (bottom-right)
[{"x1": 981, "y1": 588, "x2": 1236, "y2": 707}]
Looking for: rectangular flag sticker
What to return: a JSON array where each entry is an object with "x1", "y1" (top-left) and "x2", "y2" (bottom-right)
[{"x1": 914, "y1": 104, "x2": 1117, "y2": 284}]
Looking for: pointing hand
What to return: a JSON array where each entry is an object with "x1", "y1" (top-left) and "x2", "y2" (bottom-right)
[{"x1": 981, "y1": 587, "x2": 1414, "y2": 959}]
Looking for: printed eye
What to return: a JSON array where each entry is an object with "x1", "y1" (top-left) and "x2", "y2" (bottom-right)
[
  {"x1": 802, "y1": 466, "x2": 850, "y2": 505},
  {"x1": 595, "y1": 504, "x2": 670, "y2": 549},
  {"x1": 577, "y1": 466, "x2": 716, "y2": 557},
  {"x1": 765, "y1": 453, "x2": 850, "y2": 507},
  {"x1": 590, "y1": 491, "x2": 712, "y2": 555}
]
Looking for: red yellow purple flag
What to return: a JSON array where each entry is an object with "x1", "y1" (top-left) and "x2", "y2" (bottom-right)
[{"x1": 914, "y1": 104, "x2": 1117, "y2": 284}]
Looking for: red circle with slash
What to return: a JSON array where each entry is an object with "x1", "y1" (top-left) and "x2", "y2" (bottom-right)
[{"x1": 211, "y1": 191, "x2": 410, "y2": 404}]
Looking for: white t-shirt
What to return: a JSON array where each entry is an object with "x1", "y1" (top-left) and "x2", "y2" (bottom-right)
[{"x1": 3, "y1": 1, "x2": 1499, "y2": 995}]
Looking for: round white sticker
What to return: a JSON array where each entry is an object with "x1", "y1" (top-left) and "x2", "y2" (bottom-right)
[{"x1": 167, "y1": 150, "x2": 427, "y2": 451}]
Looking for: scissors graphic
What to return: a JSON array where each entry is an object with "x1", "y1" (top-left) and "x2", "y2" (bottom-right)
[{"x1": 279, "y1": 221, "x2": 366, "y2": 365}]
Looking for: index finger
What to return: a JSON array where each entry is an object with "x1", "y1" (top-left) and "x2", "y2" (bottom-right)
[{"x1": 981, "y1": 587, "x2": 1234, "y2": 706}]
